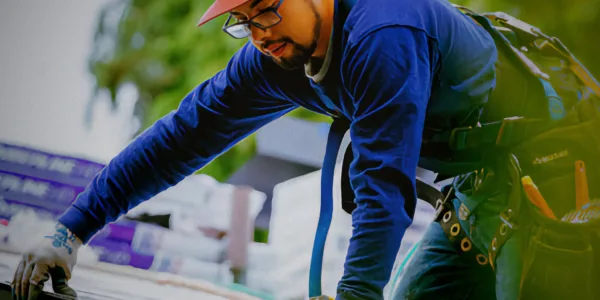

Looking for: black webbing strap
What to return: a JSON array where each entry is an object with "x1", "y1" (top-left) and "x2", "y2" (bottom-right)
[
  {"x1": 433, "y1": 187, "x2": 492, "y2": 269},
  {"x1": 425, "y1": 116, "x2": 556, "y2": 153}
]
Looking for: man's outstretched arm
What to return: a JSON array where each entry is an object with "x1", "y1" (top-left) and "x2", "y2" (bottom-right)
[
  {"x1": 337, "y1": 26, "x2": 437, "y2": 299},
  {"x1": 58, "y1": 44, "x2": 298, "y2": 243}
]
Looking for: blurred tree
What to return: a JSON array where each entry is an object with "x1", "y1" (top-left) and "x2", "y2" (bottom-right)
[
  {"x1": 87, "y1": 0, "x2": 599, "y2": 180},
  {"x1": 87, "y1": 0, "x2": 329, "y2": 181}
]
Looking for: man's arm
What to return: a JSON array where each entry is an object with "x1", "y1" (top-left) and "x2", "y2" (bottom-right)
[
  {"x1": 337, "y1": 26, "x2": 438, "y2": 299},
  {"x1": 58, "y1": 44, "x2": 298, "y2": 243}
]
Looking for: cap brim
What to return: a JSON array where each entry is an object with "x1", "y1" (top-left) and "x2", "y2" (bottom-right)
[{"x1": 197, "y1": 0, "x2": 251, "y2": 27}]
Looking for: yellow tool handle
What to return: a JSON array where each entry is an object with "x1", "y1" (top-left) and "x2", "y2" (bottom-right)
[
  {"x1": 575, "y1": 160, "x2": 590, "y2": 210},
  {"x1": 522, "y1": 176, "x2": 557, "y2": 219}
]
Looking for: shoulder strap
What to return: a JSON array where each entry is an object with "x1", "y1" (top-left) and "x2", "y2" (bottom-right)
[
  {"x1": 482, "y1": 11, "x2": 600, "y2": 97},
  {"x1": 466, "y1": 10, "x2": 568, "y2": 121}
]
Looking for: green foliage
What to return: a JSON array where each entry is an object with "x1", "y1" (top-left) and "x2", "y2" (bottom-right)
[{"x1": 87, "y1": 0, "x2": 599, "y2": 181}]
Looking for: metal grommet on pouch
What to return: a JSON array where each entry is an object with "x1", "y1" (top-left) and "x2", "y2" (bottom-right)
[
  {"x1": 461, "y1": 237, "x2": 472, "y2": 252},
  {"x1": 476, "y1": 254, "x2": 489, "y2": 265},
  {"x1": 443, "y1": 211, "x2": 452, "y2": 223},
  {"x1": 450, "y1": 223, "x2": 461, "y2": 236},
  {"x1": 435, "y1": 199, "x2": 443, "y2": 211}
]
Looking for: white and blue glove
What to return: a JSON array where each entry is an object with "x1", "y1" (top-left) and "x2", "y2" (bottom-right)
[{"x1": 11, "y1": 223, "x2": 81, "y2": 300}]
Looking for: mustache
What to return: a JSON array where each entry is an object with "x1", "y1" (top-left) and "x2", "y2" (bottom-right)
[{"x1": 263, "y1": 37, "x2": 294, "y2": 49}]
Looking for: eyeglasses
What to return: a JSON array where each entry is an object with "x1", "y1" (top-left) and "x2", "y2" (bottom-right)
[{"x1": 222, "y1": 0, "x2": 284, "y2": 39}]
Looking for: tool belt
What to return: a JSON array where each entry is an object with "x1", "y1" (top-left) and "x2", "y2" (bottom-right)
[
  {"x1": 428, "y1": 6, "x2": 600, "y2": 299},
  {"x1": 492, "y1": 115, "x2": 600, "y2": 299},
  {"x1": 435, "y1": 155, "x2": 600, "y2": 299}
]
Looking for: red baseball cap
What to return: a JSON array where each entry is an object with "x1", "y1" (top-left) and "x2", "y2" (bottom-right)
[{"x1": 197, "y1": 0, "x2": 252, "y2": 27}]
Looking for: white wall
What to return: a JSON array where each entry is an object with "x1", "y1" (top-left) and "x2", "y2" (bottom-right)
[{"x1": 0, "y1": 1, "x2": 137, "y2": 163}]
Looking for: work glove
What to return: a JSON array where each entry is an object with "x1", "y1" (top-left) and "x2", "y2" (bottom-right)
[{"x1": 11, "y1": 223, "x2": 81, "y2": 300}]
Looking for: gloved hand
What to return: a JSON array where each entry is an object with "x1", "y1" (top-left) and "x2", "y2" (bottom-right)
[{"x1": 11, "y1": 223, "x2": 81, "y2": 300}]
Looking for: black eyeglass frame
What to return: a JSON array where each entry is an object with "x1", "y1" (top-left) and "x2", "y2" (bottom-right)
[{"x1": 222, "y1": 0, "x2": 285, "y2": 39}]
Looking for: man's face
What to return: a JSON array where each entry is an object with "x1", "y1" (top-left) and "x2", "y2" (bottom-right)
[{"x1": 229, "y1": 0, "x2": 321, "y2": 70}]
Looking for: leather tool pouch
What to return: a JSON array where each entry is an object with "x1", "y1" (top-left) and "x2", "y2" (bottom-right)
[
  {"x1": 499, "y1": 94, "x2": 600, "y2": 299},
  {"x1": 517, "y1": 203, "x2": 600, "y2": 299}
]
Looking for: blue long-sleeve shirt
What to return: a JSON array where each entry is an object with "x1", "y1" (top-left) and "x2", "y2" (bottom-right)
[{"x1": 59, "y1": 0, "x2": 497, "y2": 298}]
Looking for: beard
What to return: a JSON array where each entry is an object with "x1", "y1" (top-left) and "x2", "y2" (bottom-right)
[
  {"x1": 271, "y1": 37, "x2": 317, "y2": 70},
  {"x1": 271, "y1": 4, "x2": 322, "y2": 70}
]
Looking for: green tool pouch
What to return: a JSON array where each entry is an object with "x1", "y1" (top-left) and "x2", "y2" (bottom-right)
[
  {"x1": 491, "y1": 95, "x2": 600, "y2": 299},
  {"x1": 512, "y1": 94, "x2": 600, "y2": 216},
  {"x1": 518, "y1": 202, "x2": 600, "y2": 299},
  {"x1": 515, "y1": 95, "x2": 600, "y2": 299}
]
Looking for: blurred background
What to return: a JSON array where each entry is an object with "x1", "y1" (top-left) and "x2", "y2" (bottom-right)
[{"x1": 0, "y1": 0, "x2": 598, "y2": 299}]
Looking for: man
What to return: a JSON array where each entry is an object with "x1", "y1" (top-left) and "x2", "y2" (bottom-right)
[{"x1": 11, "y1": 0, "x2": 510, "y2": 298}]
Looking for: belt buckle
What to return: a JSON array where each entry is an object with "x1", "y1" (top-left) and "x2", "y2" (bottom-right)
[
  {"x1": 499, "y1": 208, "x2": 516, "y2": 230},
  {"x1": 449, "y1": 126, "x2": 473, "y2": 151},
  {"x1": 495, "y1": 117, "x2": 525, "y2": 146},
  {"x1": 435, "y1": 187, "x2": 455, "y2": 220}
]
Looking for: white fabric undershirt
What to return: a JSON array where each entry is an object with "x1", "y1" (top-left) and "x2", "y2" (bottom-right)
[{"x1": 304, "y1": 28, "x2": 335, "y2": 83}]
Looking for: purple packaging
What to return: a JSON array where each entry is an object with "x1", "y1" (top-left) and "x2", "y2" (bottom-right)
[
  {"x1": 0, "y1": 195, "x2": 66, "y2": 222},
  {"x1": 93, "y1": 221, "x2": 137, "y2": 244},
  {"x1": 93, "y1": 220, "x2": 172, "y2": 257},
  {"x1": 0, "y1": 170, "x2": 84, "y2": 208},
  {"x1": 93, "y1": 219, "x2": 156, "y2": 244},
  {"x1": 87, "y1": 236, "x2": 154, "y2": 270},
  {"x1": 0, "y1": 142, "x2": 105, "y2": 187}
]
